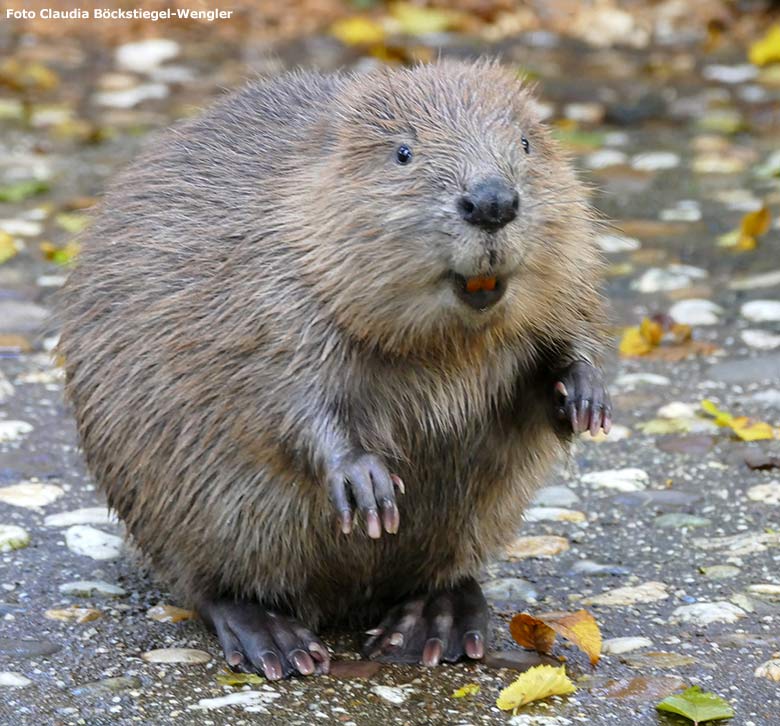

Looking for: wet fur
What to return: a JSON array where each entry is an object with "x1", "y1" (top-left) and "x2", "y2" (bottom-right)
[{"x1": 58, "y1": 61, "x2": 607, "y2": 628}]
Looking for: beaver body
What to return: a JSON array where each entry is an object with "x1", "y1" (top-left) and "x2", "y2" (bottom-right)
[{"x1": 59, "y1": 61, "x2": 610, "y2": 677}]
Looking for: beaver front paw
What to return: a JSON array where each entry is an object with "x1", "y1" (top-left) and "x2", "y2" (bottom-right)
[
  {"x1": 363, "y1": 577, "x2": 488, "y2": 666},
  {"x1": 554, "y1": 360, "x2": 612, "y2": 436},
  {"x1": 326, "y1": 450, "x2": 404, "y2": 538}
]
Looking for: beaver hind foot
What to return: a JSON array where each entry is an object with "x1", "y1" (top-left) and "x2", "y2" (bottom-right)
[
  {"x1": 200, "y1": 599, "x2": 330, "y2": 679},
  {"x1": 363, "y1": 577, "x2": 488, "y2": 666}
]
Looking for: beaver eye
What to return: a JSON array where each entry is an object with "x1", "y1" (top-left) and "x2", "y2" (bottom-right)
[
  {"x1": 396, "y1": 144, "x2": 413, "y2": 165},
  {"x1": 521, "y1": 135, "x2": 530, "y2": 154}
]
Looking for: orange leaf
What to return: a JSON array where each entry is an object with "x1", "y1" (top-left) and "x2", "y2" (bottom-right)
[
  {"x1": 510, "y1": 613, "x2": 557, "y2": 655},
  {"x1": 619, "y1": 327, "x2": 653, "y2": 356},
  {"x1": 510, "y1": 610, "x2": 602, "y2": 666},
  {"x1": 740, "y1": 206, "x2": 770, "y2": 237}
]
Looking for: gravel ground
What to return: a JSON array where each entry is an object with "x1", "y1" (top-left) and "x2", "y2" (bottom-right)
[{"x1": 1, "y1": 12, "x2": 780, "y2": 726}]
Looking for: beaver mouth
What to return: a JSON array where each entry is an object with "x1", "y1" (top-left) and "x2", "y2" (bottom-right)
[{"x1": 450, "y1": 273, "x2": 506, "y2": 311}]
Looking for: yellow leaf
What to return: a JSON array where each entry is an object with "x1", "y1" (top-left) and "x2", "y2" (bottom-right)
[
  {"x1": 735, "y1": 234, "x2": 757, "y2": 251},
  {"x1": 741, "y1": 206, "x2": 771, "y2": 237},
  {"x1": 640, "y1": 317, "x2": 664, "y2": 345},
  {"x1": 510, "y1": 610, "x2": 602, "y2": 665},
  {"x1": 452, "y1": 683, "x2": 480, "y2": 698},
  {"x1": 389, "y1": 2, "x2": 462, "y2": 36},
  {"x1": 701, "y1": 400, "x2": 777, "y2": 440},
  {"x1": 749, "y1": 25, "x2": 780, "y2": 67},
  {"x1": 330, "y1": 16, "x2": 386, "y2": 46},
  {"x1": 496, "y1": 665, "x2": 576, "y2": 713},
  {"x1": 700, "y1": 399, "x2": 733, "y2": 427},
  {"x1": 732, "y1": 419, "x2": 776, "y2": 441},
  {"x1": 619, "y1": 327, "x2": 653, "y2": 356},
  {"x1": 0, "y1": 232, "x2": 18, "y2": 264}
]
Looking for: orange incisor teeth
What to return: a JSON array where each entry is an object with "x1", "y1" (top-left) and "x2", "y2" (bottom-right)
[{"x1": 465, "y1": 276, "x2": 497, "y2": 293}]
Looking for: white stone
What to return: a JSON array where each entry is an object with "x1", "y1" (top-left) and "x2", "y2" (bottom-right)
[
  {"x1": 44, "y1": 507, "x2": 116, "y2": 528},
  {"x1": 659, "y1": 200, "x2": 702, "y2": 222},
  {"x1": 371, "y1": 685, "x2": 409, "y2": 705},
  {"x1": 631, "y1": 151, "x2": 680, "y2": 171},
  {"x1": 730, "y1": 270, "x2": 780, "y2": 291},
  {"x1": 671, "y1": 601, "x2": 746, "y2": 626},
  {"x1": 583, "y1": 581, "x2": 669, "y2": 607},
  {"x1": 751, "y1": 389, "x2": 780, "y2": 407},
  {"x1": 755, "y1": 659, "x2": 780, "y2": 681},
  {"x1": 614, "y1": 373, "x2": 671, "y2": 388},
  {"x1": 0, "y1": 219, "x2": 42, "y2": 237},
  {"x1": 597, "y1": 233, "x2": 641, "y2": 253},
  {"x1": 702, "y1": 64, "x2": 758, "y2": 84},
  {"x1": 747, "y1": 482, "x2": 780, "y2": 505},
  {"x1": 0, "y1": 420, "x2": 33, "y2": 443},
  {"x1": 0, "y1": 372, "x2": 13, "y2": 404},
  {"x1": 585, "y1": 149, "x2": 627, "y2": 169},
  {"x1": 116, "y1": 39, "x2": 180, "y2": 73},
  {"x1": 668, "y1": 299, "x2": 722, "y2": 326},
  {"x1": 65, "y1": 525, "x2": 123, "y2": 560},
  {"x1": 601, "y1": 636, "x2": 653, "y2": 655},
  {"x1": 141, "y1": 648, "x2": 211, "y2": 664},
  {"x1": 524, "y1": 507, "x2": 586, "y2": 523},
  {"x1": 508, "y1": 717, "x2": 572, "y2": 726},
  {"x1": 741, "y1": 329, "x2": 780, "y2": 350},
  {"x1": 581, "y1": 467, "x2": 649, "y2": 492},
  {"x1": 657, "y1": 401, "x2": 698, "y2": 419},
  {"x1": 0, "y1": 525, "x2": 30, "y2": 552},
  {"x1": 0, "y1": 481, "x2": 63, "y2": 509},
  {"x1": 59, "y1": 580, "x2": 126, "y2": 597},
  {"x1": 0, "y1": 672, "x2": 32, "y2": 687},
  {"x1": 741, "y1": 300, "x2": 780, "y2": 322},
  {"x1": 532, "y1": 485, "x2": 580, "y2": 508},
  {"x1": 631, "y1": 265, "x2": 707, "y2": 293},
  {"x1": 190, "y1": 689, "x2": 281, "y2": 711},
  {"x1": 94, "y1": 83, "x2": 169, "y2": 109}
]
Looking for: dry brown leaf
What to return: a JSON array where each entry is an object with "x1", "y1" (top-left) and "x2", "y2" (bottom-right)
[{"x1": 510, "y1": 609, "x2": 602, "y2": 665}]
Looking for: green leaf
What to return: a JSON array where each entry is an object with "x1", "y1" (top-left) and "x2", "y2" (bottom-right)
[
  {"x1": 215, "y1": 670, "x2": 264, "y2": 686},
  {"x1": 0, "y1": 179, "x2": 49, "y2": 203},
  {"x1": 656, "y1": 686, "x2": 734, "y2": 724}
]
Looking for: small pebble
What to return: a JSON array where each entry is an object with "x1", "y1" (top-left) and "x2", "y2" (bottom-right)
[{"x1": 0, "y1": 524, "x2": 30, "y2": 552}]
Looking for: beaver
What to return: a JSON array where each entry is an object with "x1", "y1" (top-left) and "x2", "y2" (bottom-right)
[{"x1": 58, "y1": 59, "x2": 611, "y2": 679}]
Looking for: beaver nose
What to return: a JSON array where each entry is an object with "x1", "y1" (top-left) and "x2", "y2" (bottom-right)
[{"x1": 458, "y1": 177, "x2": 519, "y2": 231}]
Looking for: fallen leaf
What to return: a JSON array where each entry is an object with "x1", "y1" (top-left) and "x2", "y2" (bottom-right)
[
  {"x1": 600, "y1": 675, "x2": 685, "y2": 701},
  {"x1": 656, "y1": 685, "x2": 734, "y2": 723},
  {"x1": 55, "y1": 213, "x2": 89, "y2": 234},
  {"x1": 330, "y1": 16, "x2": 385, "y2": 46},
  {"x1": 452, "y1": 683, "x2": 480, "y2": 698},
  {"x1": 0, "y1": 179, "x2": 49, "y2": 203},
  {"x1": 496, "y1": 664, "x2": 576, "y2": 713},
  {"x1": 510, "y1": 610, "x2": 602, "y2": 665},
  {"x1": 44, "y1": 606, "x2": 101, "y2": 623},
  {"x1": 701, "y1": 400, "x2": 777, "y2": 441},
  {"x1": 215, "y1": 670, "x2": 263, "y2": 686},
  {"x1": 389, "y1": 2, "x2": 462, "y2": 35},
  {"x1": 40, "y1": 240, "x2": 80, "y2": 265},
  {"x1": 749, "y1": 25, "x2": 780, "y2": 67},
  {"x1": 146, "y1": 603, "x2": 196, "y2": 623},
  {"x1": 0, "y1": 232, "x2": 18, "y2": 264},
  {"x1": 718, "y1": 206, "x2": 771, "y2": 251}
]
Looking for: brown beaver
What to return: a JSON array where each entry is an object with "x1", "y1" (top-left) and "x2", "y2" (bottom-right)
[{"x1": 58, "y1": 60, "x2": 611, "y2": 679}]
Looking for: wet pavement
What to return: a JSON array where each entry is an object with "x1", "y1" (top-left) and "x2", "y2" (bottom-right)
[{"x1": 2, "y1": 7, "x2": 780, "y2": 725}]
